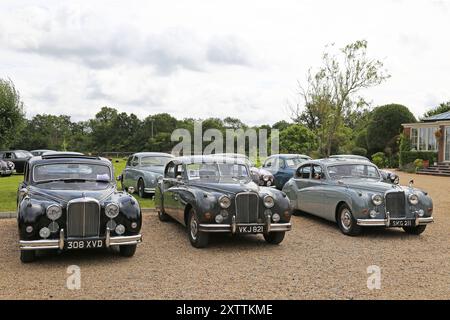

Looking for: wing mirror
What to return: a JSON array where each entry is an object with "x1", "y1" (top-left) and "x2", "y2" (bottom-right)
[
  {"x1": 19, "y1": 188, "x2": 28, "y2": 197},
  {"x1": 408, "y1": 179, "x2": 414, "y2": 188}
]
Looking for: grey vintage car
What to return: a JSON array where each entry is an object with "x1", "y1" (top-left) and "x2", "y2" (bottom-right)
[
  {"x1": 119, "y1": 152, "x2": 174, "y2": 197},
  {"x1": 282, "y1": 159, "x2": 434, "y2": 236}
]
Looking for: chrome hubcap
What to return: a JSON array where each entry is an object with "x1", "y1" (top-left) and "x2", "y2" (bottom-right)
[
  {"x1": 190, "y1": 215, "x2": 198, "y2": 240},
  {"x1": 341, "y1": 209, "x2": 352, "y2": 231}
]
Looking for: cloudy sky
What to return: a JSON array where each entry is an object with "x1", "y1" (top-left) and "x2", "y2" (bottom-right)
[{"x1": 1, "y1": 0, "x2": 449, "y2": 125}]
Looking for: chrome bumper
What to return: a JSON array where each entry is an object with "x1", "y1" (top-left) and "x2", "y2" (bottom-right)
[
  {"x1": 357, "y1": 216, "x2": 434, "y2": 227},
  {"x1": 19, "y1": 228, "x2": 142, "y2": 251},
  {"x1": 199, "y1": 215, "x2": 292, "y2": 234},
  {"x1": 144, "y1": 187, "x2": 156, "y2": 193},
  {"x1": 0, "y1": 169, "x2": 12, "y2": 175}
]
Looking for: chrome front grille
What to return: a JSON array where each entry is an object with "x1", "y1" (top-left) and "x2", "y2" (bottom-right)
[
  {"x1": 67, "y1": 198, "x2": 100, "y2": 238},
  {"x1": 385, "y1": 191, "x2": 406, "y2": 218},
  {"x1": 235, "y1": 192, "x2": 259, "y2": 223}
]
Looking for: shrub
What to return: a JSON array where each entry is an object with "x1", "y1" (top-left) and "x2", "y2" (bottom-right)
[
  {"x1": 399, "y1": 151, "x2": 437, "y2": 167},
  {"x1": 371, "y1": 152, "x2": 386, "y2": 168},
  {"x1": 351, "y1": 147, "x2": 367, "y2": 156},
  {"x1": 413, "y1": 159, "x2": 424, "y2": 170},
  {"x1": 401, "y1": 162, "x2": 416, "y2": 173}
]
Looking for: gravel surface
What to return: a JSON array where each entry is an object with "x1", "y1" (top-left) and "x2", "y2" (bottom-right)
[{"x1": 1, "y1": 171, "x2": 449, "y2": 300}]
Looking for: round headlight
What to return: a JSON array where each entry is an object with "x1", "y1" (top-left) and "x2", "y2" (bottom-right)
[
  {"x1": 263, "y1": 195, "x2": 275, "y2": 208},
  {"x1": 105, "y1": 203, "x2": 120, "y2": 218},
  {"x1": 219, "y1": 196, "x2": 231, "y2": 209},
  {"x1": 115, "y1": 224, "x2": 125, "y2": 235},
  {"x1": 408, "y1": 194, "x2": 419, "y2": 205},
  {"x1": 263, "y1": 175, "x2": 269, "y2": 182},
  {"x1": 266, "y1": 180, "x2": 272, "y2": 186},
  {"x1": 372, "y1": 194, "x2": 383, "y2": 206},
  {"x1": 39, "y1": 227, "x2": 50, "y2": 239},
  {"x1": 215, "y1": 214, "x2": 224, "y2": 223},
  {"x1": 272, "y1": 213, "x2": 280, "y2": 222},
  {"x1": 46, "y1": 204, "x2": 62, "y2": 220}
]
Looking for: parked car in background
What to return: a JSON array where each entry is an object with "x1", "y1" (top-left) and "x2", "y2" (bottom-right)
[
  {"x1": 0, "y1": 159, "x2": 15, "y2": 176},
  {"x1": 211, "y1": 153, "x2": 275, "y2": 187},
  {"x1": 119, "y1": 152, "x2": 174, "y2": 198},
  {"x1": 262, "y1": 154, "x2": 312, "y2": 189},
  {"x1": 329, "y1": 154, "x2": 399, "y2": 184},
  {"x1": 17, "y1": 153, "x2": 142, "y2": 263},
  {"x1": 155, "y1": 156, "x2": 292, "y2": 248},
  {"x1": 0, "y1": 150, "x2": 32, "y2": 173},
  {"x1": 283, "y1": 159, "x2": 433, "y2": 236},
  {"x1": 30, "y1": 149, "x2": 55, "y2": 156}
]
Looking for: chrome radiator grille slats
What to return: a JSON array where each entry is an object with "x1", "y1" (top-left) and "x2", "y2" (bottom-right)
[
  {"x1": 385, "y1": 191, "x2": 406, "y2": 218},
  {"x1": 67, "y1": 199, "x2": 100, "y2": 238},
  {"x1": 235, "y1": 192, "x2": 259, "y2": 223}
]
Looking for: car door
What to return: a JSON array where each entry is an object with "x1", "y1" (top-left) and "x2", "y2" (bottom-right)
[
  {"x1": 305, "y1": 164, "x2": 326, "y2": 218},
  {"x1": 171, "y1": 164, "x2": 187, "y2": 223},
  {"x1": 122, "y1": 156, "x2": 133, "y2": 189},
  {"x1": 293, "y1": 164, "x2": 313, "y2": 213},
  {"x1": 162, "y1": 162, "x2": 178, "y2": 220}
]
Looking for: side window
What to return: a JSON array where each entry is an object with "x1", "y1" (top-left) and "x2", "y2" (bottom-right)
[
  {"x1": 279, "y1": 158, "x2": 285, "y2": 169},
  {"x1": 312, "y1": 165, "x2": 324, "y2": 180},
  {"x1": 131, "y1": 157, "x2": 139, "y2": 167},
  {"x1": 126, "y1": 156, "x2": 133, "y2": 167},
  {"x1": 175, "y1": 165, "x2": 184, "y2": 178},
  {"x1": 4, "y1": 152, "x2": 13, "y2": 159},
  {"x1": 24, "y1": 163, "x2": 30, "y2": 182},
  {"x1": 165, "y1": 163, "x2": 175, "y2": 178},
  {"x1": 297, "y1": 165, "x2": 311, "y2": 179},
  {"x1": 263, "y1": 157, "x2": 273, "y2": 168}
]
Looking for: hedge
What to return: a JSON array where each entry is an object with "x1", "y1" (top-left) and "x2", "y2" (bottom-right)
[{"x1": 399, "y1": 151, "x2": 438, "y2": 167}]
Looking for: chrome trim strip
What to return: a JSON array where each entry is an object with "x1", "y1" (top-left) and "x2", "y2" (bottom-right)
[{"x1": 357, "y1": 217, "x2": 434, "y2": 226}]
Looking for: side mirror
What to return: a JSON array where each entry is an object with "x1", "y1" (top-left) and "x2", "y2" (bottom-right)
[
  {"x1": 19, "y1": 188, "x2": 28, "y2": 197},
  {"x1": 408, "y1": 179, "x2": 414, "y2": 188}
]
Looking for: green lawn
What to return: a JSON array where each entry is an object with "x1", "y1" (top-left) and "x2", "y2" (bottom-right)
[{"x1": 0, "y1": 157, "x2": 154, "y2": 212}]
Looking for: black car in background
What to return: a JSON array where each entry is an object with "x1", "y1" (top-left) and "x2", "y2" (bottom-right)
[
  {"x1": 0, "y1": 159, "x2": 15, "y2": 176},
  {"x1": 30, "y1": 149, "x2": 55, "y2": 156},
  {"x1": 0, "y1": 150, "x2": 32, "y2": 173},
  {"x1": 17, "y1": 153, "x2": 142, "y2": 262}
]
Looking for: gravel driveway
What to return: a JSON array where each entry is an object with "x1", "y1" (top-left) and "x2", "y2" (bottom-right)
[{"x1": 0, "y1": 171, "x2": 449, "y2": 299}]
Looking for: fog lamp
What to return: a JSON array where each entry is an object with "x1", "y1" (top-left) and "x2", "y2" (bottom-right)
[
  {"x1": 115, "y1": 224, "x2": 125, "y2": 235},
  {"x1": 272, "y1": 213, "x2": 281, "y2": 223},
  {"x1": 131, "y1": 222, "x2": 138, "y2": 229},
  {"x1": 107, "y1": 220, "x2": 117, "y2": 231},
  {"x1": 220, "y1": 210, "x2": 229, "y2": 219},
  {"x1": 215, "y1": 214, "x2": 224, "y2": 223},
  {"x1": 48, "y1": 221, "x2": 59, "y2": 233},
  {"x1": 369, "y1": 210, "x2": 378, "y2": 218},
  {"x1": 418, "y1": 209, "x2": 424, "y2": 217},
  {"x1": 26, "y1": 226, "x2": 33, "y2": 233},
  {"x1": 39, "y1": 227, "x2": 50, "y2": 239}
]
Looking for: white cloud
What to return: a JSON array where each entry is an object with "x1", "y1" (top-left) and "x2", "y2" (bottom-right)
[{"x1": 0, "y1": 0, "x2": 450, "y2": 125}]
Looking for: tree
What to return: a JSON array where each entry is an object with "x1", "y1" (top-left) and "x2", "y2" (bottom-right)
[
  {"x1": 291, "y1": 40, "x2": 390, "y2": 156},
  {"x1": 366, "y1": 104, "x2": 416, "y2": 155},
  {"x1": 279, "y1": 124, "x2": 317, "y2": 154},
  {"x1": 423, "y1": 102, "x2": 450, "y2": 118},
  {"x1": 0, "y1": 78, "x2": 25, "y2": 149}
]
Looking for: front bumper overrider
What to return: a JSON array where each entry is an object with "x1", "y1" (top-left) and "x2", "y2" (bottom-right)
[{"x1": 19, "y1": 228, "x2": 142, "y2": 251}]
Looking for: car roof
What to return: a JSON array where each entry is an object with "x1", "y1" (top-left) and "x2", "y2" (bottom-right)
[
  {"x1": 270, "y1": 153, "x2": 312, "y2": 159},
  {"x1": 170, "y1": 155, "x2": 248, "y2": 166},
  {"x1": 132, "y1": 152, "x2": 174, "y2": 157},
  {"x1": 329, "y1": 154, "x2": 370, "y2": 160},
  {"x1": 28, "y1": 153, "x2": 111, "y2": 166},
  {"x1": 301, "y1": 158, "x2": 378, "y2": 167}
]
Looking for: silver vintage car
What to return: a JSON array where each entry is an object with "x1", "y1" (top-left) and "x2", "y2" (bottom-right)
[
  {"x1": 282, "y1": 159, "x2": 434, "y2": 236},
  {"x1": 119, "y1": 152, "x2": 174, "y2": 197}
]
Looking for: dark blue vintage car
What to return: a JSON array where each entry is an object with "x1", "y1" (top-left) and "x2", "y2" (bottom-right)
[
  {"x1": 155, "y1": 156, "x2": 292, "y2": 248},
  {"x1": 17, "y1": 153, "x2": 142, "y2": 262},
  {"x1": 262, "y1": 154, "x2": 312, "y2": 190}
]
